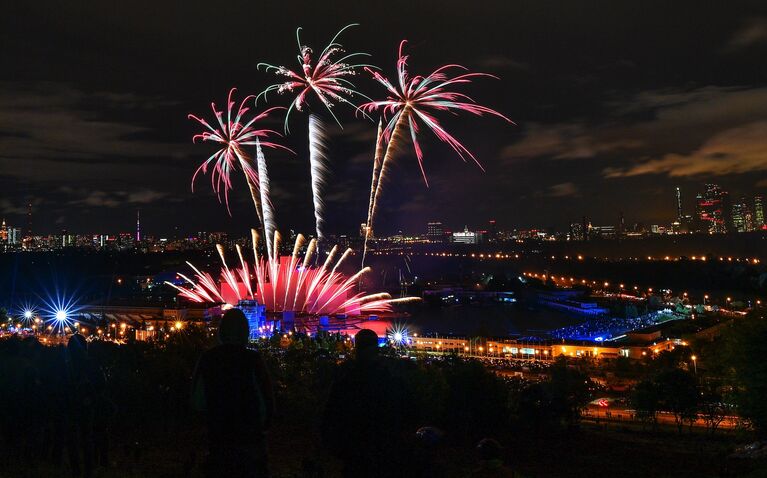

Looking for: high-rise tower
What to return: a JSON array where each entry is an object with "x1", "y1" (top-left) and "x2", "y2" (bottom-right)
[
  {"x1": 695, "y1": 184, "x2": 727, "y2": 234},
  {"x1": 755, "y1": 195, "x2": 764, "y2": 228},
  {"x1": 136, "y1": 210, "x2": 141, "y2": 242},
  {"x1": 675, "y1": 187, "x2": 683, "y2": 221},
  {"x1": 26, "y1": 202, "x2": 32, "y2": 238}
]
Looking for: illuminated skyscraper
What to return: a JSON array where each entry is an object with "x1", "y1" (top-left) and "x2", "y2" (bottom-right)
[
  {"x1": 569, "y1": 222, "x2": 584, "y2": 241},
  {"x1": 26, "y1": 202, "x2": 32, "y2": 238},
  {"x1": 675, "y1": 186, "x2": 683, "y2": 221},
  {"x1": 136, "y1": 210, "x2": 141, "y2": 242},
  {"x1": 695, "y1": 184, "x2": 727, "y2": 234},
  {"x1": 427, "y1": 221, "x2": 445, "y2": 242},
  {"x1": 731, "y1": 199, "x2": 748, "y2": 233},
  {"x1": 755, "y1": 195, "x2": 764, "y2": 228},
  {"x1": 487, "y1": 219, "x2": 498, "y2": 242},
  {"x1": 8, "y1": 227, "x2": 21, "y2": 244}
]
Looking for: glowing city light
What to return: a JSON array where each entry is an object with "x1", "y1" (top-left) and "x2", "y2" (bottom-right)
[
  {"x1": 386, "y1": 323, "x2": 411, "y2": 346},
  {"x1": 40, "y1": 289, "x2": 82, "y2": 335}
]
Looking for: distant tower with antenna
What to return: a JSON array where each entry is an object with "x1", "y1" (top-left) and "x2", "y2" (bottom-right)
[
  {"x1": 136, "y1": 210, "x2": 141, "y2": 242},
  {"x1": 26, "y1": 202, "x2": 32, "y2": 238}
]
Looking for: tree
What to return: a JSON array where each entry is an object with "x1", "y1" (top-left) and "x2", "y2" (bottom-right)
[
  {"x1": 631, "y1": 379, "x2": 660, "y2": 430},
  {"x1": 722, "y1": 312, "x2": 767, "y2": 437},
  {"x1": 547, "y1": 357, "x2": 593, "y2": 427},
  {"x1": 656, "y1": 368, "x2": 699, "y2": 433},
  {"x1": 699, "y1": 379, "x2": 732, "y2": 436}
]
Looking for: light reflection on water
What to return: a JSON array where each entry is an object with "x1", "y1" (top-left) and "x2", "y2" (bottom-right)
[{"x1": 402, "y1": 302, "x2": 585, "y2": 338}]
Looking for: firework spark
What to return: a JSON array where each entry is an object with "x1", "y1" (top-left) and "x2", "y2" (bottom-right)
[
  {"x1": 166, "y1": 230, "x2": 418, "y2": 316},
  {"x1": 255, "y1": 140, "x2": 277, "y2": 259},
  {"x1": 361, "y1": 40, "x2": 512, "y2": 239},
  {"x1": 188, "y1": 88, "x2": 289, "y2": 219},
  {"x1": 257, "y1": 24, "x2": 373, "y2": 130},
  {"x1": 307, "y1": 114, "x2": 330, "y2": 240},
  {"x1": 258, "y1": 24, "x2": 373, "y2": 241},
  {"x1": 361, "y1": 119, "x2": 385, "y2": 265}
]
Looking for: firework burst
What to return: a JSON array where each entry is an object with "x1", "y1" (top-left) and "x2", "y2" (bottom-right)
[
  {"x1": 257, "y1": 23, "x2": 373, "y2": 130},
  {"x1": 166, "y1": 230, "x2": 417, "y2": 317},
  {"x1": 258, "y1": 24, "x2": 373, "y2": 241},
  {"x1": 360, "y1": 40, "x2": 512, "y2": 255},
  {"x1": 188, "y1": 88, "x2": 290, "y2": 220}
]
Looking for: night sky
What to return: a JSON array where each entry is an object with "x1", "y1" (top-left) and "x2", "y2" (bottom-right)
[{"x1": 2, "y1": 1, "x2": 766, "y2": 236}]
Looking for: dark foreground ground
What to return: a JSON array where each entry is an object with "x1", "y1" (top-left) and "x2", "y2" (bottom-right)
[{"x1": 3, "y1": 420, "x2": 766, "y2": 477}]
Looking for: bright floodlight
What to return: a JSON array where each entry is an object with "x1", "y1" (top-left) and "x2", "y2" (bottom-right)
[
  {"x1": 55, "y1": 310, "x2": 67, "y2": 321},
  {"x1": 387, "y1": 324, "x2": 410, "y2": 346},
  {"x1": 23, "y1": 310, "x2": 33, "y2": 320}
]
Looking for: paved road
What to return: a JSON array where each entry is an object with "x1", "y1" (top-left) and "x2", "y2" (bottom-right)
[{"x1": 584, "y1": 402, "x2": 740, "y2": 429}]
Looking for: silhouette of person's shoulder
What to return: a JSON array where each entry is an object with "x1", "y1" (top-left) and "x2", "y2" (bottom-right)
[{"x1": 200, "y1": 344, "x2": 261, "y2": 368}]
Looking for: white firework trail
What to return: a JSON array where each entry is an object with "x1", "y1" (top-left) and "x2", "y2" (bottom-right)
[
  {"x1": 256, "y1": 139, "x2": 277, "y2": 260},
  {"x1": 362, "y1": 119, "x2": 385, "y2": 266},
  {"x1": 308, "y1": 114, "x2": 330, "y2": 242}
]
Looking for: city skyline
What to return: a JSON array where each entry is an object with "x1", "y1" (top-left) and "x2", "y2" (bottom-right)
[{"x1": 3, "y1": 181, "x2": 766, "y2": 240}]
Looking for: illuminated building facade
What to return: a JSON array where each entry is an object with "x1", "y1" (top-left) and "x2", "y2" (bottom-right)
[
  {"x1": 695, "y1": 184, "x2": 728, "y2": 234},
  {"x1": 426, "y1": 221, "x2": 445, "y2": 242},
  {"x1": 569, "y1": 222, "x2": 585, "y2": 241},
  {"x1": 731, "y1": 197, "x2": 754, "y2": 233},
  {"x1": 755, "y1": 195, "x2": 765, "y2": 228},
  {"x1": 452, "y1": 226, "x2": 478, "y2": 244}
]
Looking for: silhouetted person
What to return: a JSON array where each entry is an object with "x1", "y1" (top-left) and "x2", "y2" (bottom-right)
[
  {"x1": 192, "y1": 308, "x2": 275, "y2": 478},
  {"x1": 39, "y1": 344, "x2": 70, "y2": 467},
  {"x1": 322, "y1": 329, "x2": 405, "y2": 477},
  {"x1": 66, "y1": 334, "x2": 106, "y2": 478},
  {"x1": 405, "y1": 426, "x2": 447, "y2": 477},
  {"x1": 470, "y1": 438, "x2": 518, "y2": 478},
  {"x1": 0, "y1": 336, "x2": 39, "y2": 468},
  {"x1": 88, "y1": 341, "x2": 115, "y2": 468}
]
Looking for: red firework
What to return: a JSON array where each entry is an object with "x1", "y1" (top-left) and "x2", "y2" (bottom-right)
[
  {"x1": 188, "y1": 88, "x2": 289, "y2": 210},
  {"x1": 166, "y1": 232, "x2": 416, "y2": 316},
  {"x1": 360, "y1": 40, "x2": 513, "y2": 184}
]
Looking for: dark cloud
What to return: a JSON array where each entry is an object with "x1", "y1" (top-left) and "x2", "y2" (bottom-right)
[
  {"x1": 542, "y1": 182, "x2": 581, "y2": 198},
  {"x1": 66, "y1": 189, "x2": 170, "y2": 208},
  {"x1": 724, "y1": 17, "x2": 767, "y2": 51},
  {"x1": 605, "y1": 122, "x2": 767, "y2": 178}
]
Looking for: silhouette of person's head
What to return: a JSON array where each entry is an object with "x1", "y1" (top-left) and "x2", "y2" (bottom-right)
[
  {"x1": 218, "y1": 308, "x2": 249, "y2": 345},
  {"x1": 67, "y1": 333, "x2": 88, "y2": 363},
  {"x1": 416, "y1": 426, "x2": 445, "y2": 447},
  {"x1": 354, "y1": 329, "x2": 379, "y2": 361},
  {"x1": 476, "y1": 438, "x2": 503, "y2": 461}
]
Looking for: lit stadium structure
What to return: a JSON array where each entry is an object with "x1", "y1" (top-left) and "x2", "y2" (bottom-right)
[{"x1": 166, "y1": 230, "x2": 417, "y2": 333}]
